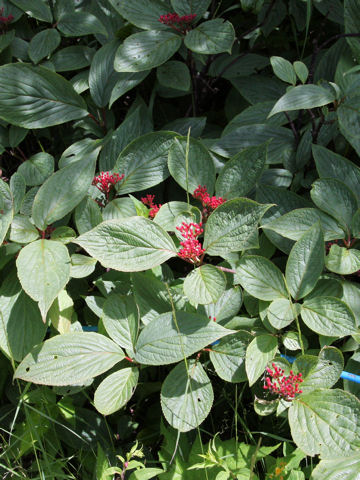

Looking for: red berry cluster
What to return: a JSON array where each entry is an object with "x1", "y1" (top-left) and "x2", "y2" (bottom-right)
[
  {"x1": 263, "y1": 363, "x2": 303, "y2": 401},
  {"x1": 0, "y1": 7, "x2": 14, "y2": 26},
  {"x1": 176, "y1": 222, "x2": 205, "y2": 264},
  {"x1": 209, "y1": 316, "x2": 217, "y2": 322},
  {"x1": 141, "y1": 194, "x2": 162, "y2": 218},
  {"x1": 193, "y1": 185, "x2": 226, "y2": 211},
  {"x1": 92, "y1": 172, "x2": 124, "y2": 195},
  {"x1": 159, "y1": 12, "x2": 196, "y2": 25}
]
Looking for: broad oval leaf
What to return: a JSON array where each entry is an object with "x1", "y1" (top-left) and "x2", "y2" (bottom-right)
[
  {"x1": 289, "y1": 389, "x2": 360, "y2": 457},
  {"x1": 0, "y1": 64, "x2": 88, "y2": 128},
  {"x1": 74, "y1": 217, "x2": 177, "y2": 272},
  {"x1": 10, "y1": 215, "x2": 39, "y2": 244},
  {"x1": 202, "y1": 286, "x2": 243, "y2": 324},
  {"x1": 245, "y1": 334, "x2": 278, "y2": 386},
  {"x1": 215, "y1": 144, "x2": 267, "y2": 199},
  {"x1": 203, "y1": 198, "x2": 271, "y2": 256},
  {"x1": 157, "y1": 61, "x2": 191, "y2": 91},
  {"x1": 263, "y1": 208, "x2": 345, "y2": 242},
  {"x1": 267, "y1": 298, "x2": 301, "y2": 329},
  {"x1": 270, "y1": 56, "x2": 296, "y2": 85},
  {"x1": 210, "y1": 330, "x2": 252, "y2": 383},
  {"x1": 326, "y1": 244, "x2": 360, "y2": 274},
  {"x1": 0, "y1": 178, "x2": 13, "y2": 245},
  {"x1": 28, "y1": 29, "x2": 61, "y2": 64},
  {"x1": 134, "y1": 311, "x2": 234, "y2": 365},
  {"x1": 32, "y1": 155, "x2": 96, "y2": 230},
  {"x1": 17, "y1": 152, "x2": 54, "y2": 187},
  {"x1": 14, "y1": 332, "x2": 124, "y2": 386},
  {"x1": 16, "y1": 239, "x2": 71, "y2": 320},
  {"x1": 102, "y1": 294, "x2": 139, "y2": 353},
  {"x1": 301, "y1": 296, "x2": 357, "y2": 337},
  {"x1": 183, "y1": 265, "x2": 226, "y2": 305},
  {"x1": 171, "y1": 0, "x2": 211, "y2": 17},
  {"x1": 337, "y1": 95, "x2": 360, "y2": 157},
  {"x1": 114, "y1": 31, "x2": 182, "y2": 73},
  {"x1": 154, "y1": 201, "x2": 196, "y2": 231},
  {"x1": 310, "y1": 451, "x2": 360, "y2": 480},
  {"x1": 161, "y1": 360, "x2": 213, "y2": 432},
  {"x1": 168, "y1": 136, "x2": 216, "y2": 194},
  {"x1": 108, "y1": 0, "x2": 170, "y2": 30},
  {"x1": 184, "y1": 19, "x2": 235, "y2": 54},
  {"x1": 269, "y1": 85, "x2": 336, "y2": 117},
  {"x1": 115, "y1": 132, "x2": 176, "y2": 194},
  {"x1": 310, "y1": 178, "x2": 358, "y2": 232},
  {"x1": 285, "y1": 223, "x2": 324, "y2": 300},
  {"x1": 57, "y1": 11, "x2": 107, "y2": 37},
  {"x1": 236, "y1": 255, "x2": 287, "y2": 301},
  {"x1": 94, "y1": 367, "x2": 139, "y2": 415},
  {"x1": 312, "y1": 144, "x2": 360, "y2": 204}
]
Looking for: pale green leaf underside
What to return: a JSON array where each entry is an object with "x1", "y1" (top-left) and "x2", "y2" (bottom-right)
[
  {"x1": 74, "y1": 217, "x2": 177, "y2": 272},
  {"x1": 183, "y1": 265, "x2": 226, "y2": 305},
  {"x1": 245, "y1": 334, "x2": 278, "y2": 386},
  {"x1": 14, "y1": 332, "x2": 124, "y2": 386},
  {"x1": 161, "y1": 360, "x2": 213, "y2": 432}
]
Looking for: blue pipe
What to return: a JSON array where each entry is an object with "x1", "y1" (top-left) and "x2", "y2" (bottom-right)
[{"x1": 280, "y1": 354, "x2": 360, "y2": 385}]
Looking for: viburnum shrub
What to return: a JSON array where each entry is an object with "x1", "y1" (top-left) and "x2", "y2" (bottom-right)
[{"x1": 1, "y1": 1, "x2": 360, "y2": 479}]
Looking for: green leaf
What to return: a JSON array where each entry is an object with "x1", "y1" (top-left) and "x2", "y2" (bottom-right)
[
  {"x1": 102, "y1": 294, "x2": 139, "y2": 353},
  {"x1": 211, "y1": 125, "x2": 295, "y2": 166},
  {"x1": 263, "y1": 208, "x2": 345, "y2": 242},
  {"x1": 0, "y1": 30, "x2": 15, "y2": 54},
  {"x1": 74, "y1": 197, "x2": 103, "y2": 235},
  {"x1": 168, "y1": 136, "x2": 216, "y2": 194},
  {"x1": 70, "y1": 254, "x2": 97, "y2": 279},
  {"x1": 10, "y1": 0, "x2": 52, "y2": 22},
  {"x1": 270, "y1": 56, "x2": 296, "y2": 85},
  {"x1": 293, "y1": 61, "x2": 309, "y2": 83},
  {"x1": 157, "y1": 61, "x2": 191, "y2": 91},
  {"x1": 294, "y1": 347, "x2": 344, "y2": 394},
  {"x1": 171, "y1": 0, "x2": 211, "y2": 17},
  {"x1": 134, "y1": 311, "x2": 234, "y2": 365},
  {"x1": 102, "y1": 198, "x2": 137, "y2": 221},
  {"x1": 94, "y1": 367, "x2": 139, "y2": 415},
  {"x1": 301, "y1": 296, "x2": 357, "y2": 337},
  {"x1": 310, "y1": 178, "x2": 358, "y2": 232},
  {"x1": 108, "y1": 0, "x2": 170, "y2": 30},
  {"x1": 236, "y1": 255, "x2": 287, "y2": 301},
  {"x1": 0, "y1": 64, "x2": 88, "y2": 128},
  {"x1": 109, "y1": 71, "x2": 150, "y2": 108},
  {"x1": 203, "y1": 198, "x2": 271, "y2": 256},
  {"x1": 183, "y1": 265, "x2": 226, "y2": 305},
  {"x1": 161, "y1": 359, "x2": 213, "y2": 432},
  {"x1": 289, "y1": 389, "x2": 360, "y2": 457},
  {"x1": 74, "y1": 217, "x2": 177, "y2": 272},
  {"x1": 29, "y1": 29, "x2": 61, "y2": 64},
  {"x1": 10, "y1": 215, "x2": 39, "y2": 244},
  {"x1": 326, "y1": 245, "x2": 360, "y2": 274},
  {"x1": 269, "y1": 85, "x2": 336, "y2": 117},
  {"x1": 0, "y1": 267, "x2": 46, "y2": 362},
  {"x1": 310, "y1": 451, "x2": 360, "y2": 480},
  {"x1": 285, "y1": 223, "x2": 324, "y2": 300},
  {"x1": 215, "y1": 144, "x2": 267, "y2": 199},
  {"x1": 245, "y1": 334, "x2": 278, "y2": 385},
  {"x1": 344, "y1": 0, "x2": 360, "y2": 62},
  {"x1": 57, "y1": 11, "x2": 107, "y2": 36},
  {"x1": 14, "y1": 332, "x2": 124, "y2": 386},
  {"x1": 115, "y1": 132, "x2": 176, "y2": 194},
  {"x1": 202, "y1": 286, "x2": 243, "y2": 324},
  {"x1": 10, "y1": 171, "x2": 25, "y2": 214},
  {"x1": 89, "y1": 40, "x2": 121, "y2": 108},
  {"x1": 48, "y1": 289, "x2": 73, "y2": 334},
  {"x1": 210, "y1": 330, "x2": 252, "y2": 383},
  {"x1": 312, "y1": 145, "x2": 360, "y2": 204},
  {"x1": 17, "y1": 153, "x2": 54, "y2": 187},
  {"x1": 337, "y1": 95, "x2": 360, "y2": 157},
  {"x1": 32, "y1": 155, "x2": 96, "y2": 230},
  {"x1": 114, "y1": 31, "x2": 182, "y2": 73},
  {"x1": 154, "y1": 201, "x2": 196, "y2": 231},
  {"x1": 128, "y1": 468, "x2": 164, "y2": 480},
  {"x1": 0, "y1": 178, "x2": 13, "y2": 245},
  {"x1": 352, "y1": 209, "x2": 360, "y2": 237},
  {"x1": 51, "y1": 46, "x2": 94, "y2": 72},
  {"x1": 59, "y1": 138, "x2": 101, "y2": 168},
  {"x1": 16, "y1": 239, "x2": 71, "y2": 320},
  {"x1": 267, "y1": 299, "x2": 301, "y2": 329},
  {"x1": 184, "y1": 19, "x2": 235, "y2": 54}
]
